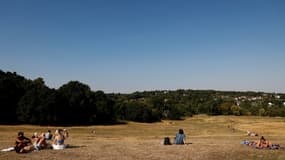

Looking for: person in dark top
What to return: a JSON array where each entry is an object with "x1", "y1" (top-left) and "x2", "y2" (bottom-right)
[{"x1": 15, "y1": 131, "x2": 33, "y2": 153}]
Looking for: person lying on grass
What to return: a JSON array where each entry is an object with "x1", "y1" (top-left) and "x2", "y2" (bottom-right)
[
  {"x1": 246, "y1": 130, "x2": 258, "y2": 136},
  {"x1": 256, "y1": 136, "x2": 271, "y2": 149}
]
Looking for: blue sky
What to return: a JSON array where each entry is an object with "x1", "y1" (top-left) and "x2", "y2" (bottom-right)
[{"x1": 1, "y1": 0, "x2": 285, "y2": 93}]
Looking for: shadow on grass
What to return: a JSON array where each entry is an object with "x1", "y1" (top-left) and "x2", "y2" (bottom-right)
[{"x1": 66, "y1": 145, "x2": 87, "y2": 149}]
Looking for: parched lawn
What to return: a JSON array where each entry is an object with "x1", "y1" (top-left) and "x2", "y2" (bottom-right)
[{"x1": 0, "y1": 115, "x2": 285, "y2": 160}]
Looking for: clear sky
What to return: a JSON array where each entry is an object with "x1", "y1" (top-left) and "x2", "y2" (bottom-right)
[{"x1": 1, "y1": 0, "x2": 285, "y2": 93}]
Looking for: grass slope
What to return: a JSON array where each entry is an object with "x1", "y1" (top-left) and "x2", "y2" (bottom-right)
[{"x1": 0, "y1": 115, "x2": 285, "y2": 160}]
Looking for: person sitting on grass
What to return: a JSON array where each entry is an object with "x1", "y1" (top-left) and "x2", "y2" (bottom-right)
[
  {"x1": 63, "y1": 128, "x2": 69, "y2": 139},
  {"x1": 34, "y1": 133, "x2": 48, "y2": 150},
  {"x1": 256, "y1": 136, "x2": 271, "y2": 149},
  {"x1": 15, "y1": 131, "x2": 34, "y2": 153},
  {"x1": 52, "y1": 129, "x2": 66, "y2": 150},
  {"x1": 45, "y1": 130, "x2": 53, "y2": 140},
  {"x1": 174, "y1": 129, "x2": 186, "y2": 145},
  {"x1": 31, "y1": 132, "x2": 38, "y2": 140}
]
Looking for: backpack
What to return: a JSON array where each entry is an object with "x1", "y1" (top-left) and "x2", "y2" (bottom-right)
[{"x1": 163, "y1": 137, "x2": 171, "y2": 145}]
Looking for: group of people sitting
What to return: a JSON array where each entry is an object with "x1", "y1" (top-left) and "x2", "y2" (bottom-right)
[
  {"x1": 14, "y1": 129, "x2": 69, "y2": 153},
  {"x1": 163, "y1": 129, "x2": 187, "y2": 145}
]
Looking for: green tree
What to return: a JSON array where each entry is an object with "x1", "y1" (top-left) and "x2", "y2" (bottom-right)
[
  {"x1": 123, "y1": 101, "x2": 159, "y2": 122},
  {"x1": 17, "y1": 78, "x2": 56, "y2": 124},
  {"x1": 167, "y1": 104, "x2": 185, "y2": 120},
  {"x1": 219, "y1": 102, "x2": 232, "y2": 115},
  {"x1": 230, "y1": 105, "x2": 241, "y2": 116},
  {"x1": 57, "y1": 81, "x2": 92, "y2": 125},
  {"x1": 0, "y1": 71, "x2": 29, "y2": 124},
  {"x1": 258, "y1": 108, "x2": 266, "y2": 116},
  {"x1": 90, "y1": 91, "x2": 115, "y2": 124}
]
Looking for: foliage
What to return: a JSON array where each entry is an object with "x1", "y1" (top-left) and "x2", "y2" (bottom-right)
[{"x1": 1, "y1": 70, "x2": 285, "y2": 124}]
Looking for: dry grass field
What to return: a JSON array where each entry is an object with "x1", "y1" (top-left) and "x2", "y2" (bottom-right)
[{"x1": 1, "y1": 115, "x2": 285, "y2": 160}]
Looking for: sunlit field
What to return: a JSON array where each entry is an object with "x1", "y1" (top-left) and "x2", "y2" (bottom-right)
[{"x1": 1, "y1": 115, "x2": 285, "y2": 160}]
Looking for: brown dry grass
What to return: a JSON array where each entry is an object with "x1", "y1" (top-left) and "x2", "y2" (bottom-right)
[{"x1": 1, "y1": 115, "x2": 285, "y2": 160}]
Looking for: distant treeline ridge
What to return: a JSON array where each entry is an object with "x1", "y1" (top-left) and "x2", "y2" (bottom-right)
[{"x1": 1, "y1": 70, "x2": 285, "y2": 125}]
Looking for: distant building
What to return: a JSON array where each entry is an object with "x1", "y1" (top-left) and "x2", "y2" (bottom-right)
[
  {"x1": 268, "y1": 102, "x2": 274, "y2": 107},
  {"x1": 275, "y1": 95, "x2": 281, "y2": 99},
  {"x1": 236, "y1": 100, "x2": 241, "y2": 106}
]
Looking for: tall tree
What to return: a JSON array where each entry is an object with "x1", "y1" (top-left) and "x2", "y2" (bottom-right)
[
  {"x1": 0, "y1": 71, "x2": 27, "y2": 124},
  {"x1": 17, "y1": 78, "x2": 56, "y2": 124},
  {"x1": 57, "y1": 81, "x2": 91, "y2": 125}
]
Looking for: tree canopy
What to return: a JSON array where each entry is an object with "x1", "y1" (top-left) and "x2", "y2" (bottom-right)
[{"x1": 1, "y1": 70, "x2": 285, "y2": 125}]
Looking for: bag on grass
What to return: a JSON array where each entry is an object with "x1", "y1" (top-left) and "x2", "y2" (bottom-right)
[{"x1": 163, "y1": 137, "x2": 171, "y2": 145}]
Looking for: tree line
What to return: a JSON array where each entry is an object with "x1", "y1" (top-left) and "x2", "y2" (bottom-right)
[{"x1": 1, "y1": 70, "x2": 285, "y2": 125}]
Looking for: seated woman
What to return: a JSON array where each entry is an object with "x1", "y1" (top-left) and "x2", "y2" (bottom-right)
[
  {"x1": 52, "y1": 129, "x2": 66, "y2": 150},
  {"x1": 174, "y1": 129, "x2": 186, "y2": 145},
  {"x1": 31, "y1": 132, "x2": 38, "y2": 140},
  {"x1": 15, "y1": 131, "x2": 34, "y2": 153},
  {"x1": 34, "y1": 133, "x2": 48, "y2": 150},
  {"x1": 256, "y1": 136, "x2": 271, "y2": 148}
]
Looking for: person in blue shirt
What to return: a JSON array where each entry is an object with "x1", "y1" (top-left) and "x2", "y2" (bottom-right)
[{"x1": 174, "y1": 129, "x2": 186, "y2": 145}]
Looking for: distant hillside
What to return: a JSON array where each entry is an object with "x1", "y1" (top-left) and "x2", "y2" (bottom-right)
[{"x1": 1, "y1": 70, "x2": 285, "y2": 125}]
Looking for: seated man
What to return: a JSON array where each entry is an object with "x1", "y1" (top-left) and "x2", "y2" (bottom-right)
[
  {"x1": 256, "y1": 136, "x2": 271, "y2": 148},
  {"x1": 15, "y1": 131, "x2": 34, "y2": 153}
]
